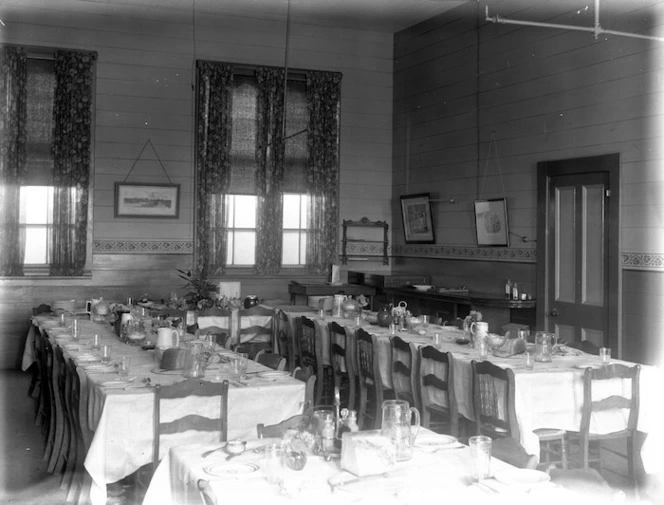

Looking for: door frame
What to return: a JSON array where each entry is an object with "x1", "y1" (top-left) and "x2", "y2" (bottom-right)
[{"x1": 536, "y1": 153, "x2": 621, "y2": 355}]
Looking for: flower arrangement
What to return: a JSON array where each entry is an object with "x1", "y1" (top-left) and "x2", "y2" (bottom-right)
[{"x1": 171, "y1": 268, "x2": 243, "y2": 311}]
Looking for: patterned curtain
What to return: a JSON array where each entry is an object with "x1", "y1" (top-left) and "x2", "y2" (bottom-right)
[
  {"x1": 195, "y1": 61, "x2": 233, "y2": 277},
  {"x1": 305, "y1": 71, "x2": 342, "y2": 275},
  {"x1": 50, "y1": 50, "x2": 96, "y2": 276},
  {"x1": 0, "y1": 46, "x2": 27, "y2": 276},
  {"x1": 254, "y1": 67, "x2": 285, "y2": 275}
]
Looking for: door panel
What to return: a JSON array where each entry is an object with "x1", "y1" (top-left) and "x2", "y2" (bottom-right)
[{"x1": 548, "y1": 172, "x2": 609, "y2": 344}]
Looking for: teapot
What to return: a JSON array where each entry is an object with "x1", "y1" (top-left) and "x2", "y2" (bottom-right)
[
  {"x1": 381, "y1": 399, "x2": 420, "y2": 461},
  {"x1": 376, "y1": 305, "x2": 393, "y2": 327},
  {"x1": 243, "y1": 295, "x2": 259, "y2": 309},
  {"x1": 341, "y1": 297, "x2": 361, "y2": 318}
]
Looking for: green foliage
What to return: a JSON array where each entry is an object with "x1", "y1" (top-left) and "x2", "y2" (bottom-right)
[{"x1": 176, "y1": 268, "x2": 218, "y2": 309}]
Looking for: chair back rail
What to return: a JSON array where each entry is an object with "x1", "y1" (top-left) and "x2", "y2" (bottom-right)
[
  {"x1": 390, "y1": 335, "x2": 415, "y2": 407},
  {"x1": 356, "y1": 328, "x2": 386, "y2": 429},
  {"x1": 327, "y1": 321, "x2": 357, "y2": 410}
]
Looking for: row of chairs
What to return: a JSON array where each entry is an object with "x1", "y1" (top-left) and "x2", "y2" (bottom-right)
[
  {"x1": 274, "y1": 314, "x2": 642, "y2": 484},
  {"x1": 31, "y1": 324, "x2": 92, "y2": 504}
]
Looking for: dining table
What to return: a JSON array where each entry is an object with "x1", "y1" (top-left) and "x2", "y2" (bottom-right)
[
  {"x1": 280, "y1": 311, "x2": 664, "y2": 465},
  {"x1": 141, "y1": 428, "x2": 619, "y2": 505},
  {"x1": 27, "y1": 314, "x2": 306, "y2": 505}
]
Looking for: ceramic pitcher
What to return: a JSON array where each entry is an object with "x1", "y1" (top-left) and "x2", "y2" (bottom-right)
[
  {"x1": 156, "y1": 327, "x2": 179, "y2": 349},
  {"x1": 381, "y1": 399, "x2": 420, "y2": 461}
]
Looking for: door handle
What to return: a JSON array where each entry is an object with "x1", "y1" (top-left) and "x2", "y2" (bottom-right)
[{"x1": 548, "y1": 308, "x2": 559, "y2": 318}]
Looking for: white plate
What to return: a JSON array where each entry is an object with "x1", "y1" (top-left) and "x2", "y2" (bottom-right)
[
  {"x1": 257, "y1": 371, "x2": 290, "y2": 379},
  {"x1": 494, "y1": 469, "x2": 551, "y2": 486},
  {"x1": 151, "y1": 367, "x2": 185, "y2": 375},
  {"x1": 573, "y1": 363, "x2": 602, "y2": 370},
  {"x1": 415, "y1": 434, "x2": 458, "y2": 450},
  {"x1": 203, "y1": 462, "x2": 259, "y2": 478}
]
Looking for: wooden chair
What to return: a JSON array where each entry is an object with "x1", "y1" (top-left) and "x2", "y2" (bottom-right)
[
  {"x1": 567, "y1": 340, "x2": 600, "y2": 355},
  {"x1": 257, "y1": 413, "x2": 312, "y2": 439},
  {"x1": 292, "y1": 366, "x2": 317, "y2": 413},
  {"x1": 390, "y1": 335, "x2": 416, "y2": 409},
  {"x1": 327, "y1": 321, "x2": 356, "y2": 411},
  {"x1": 492, "y1": 437, "x2": 538, "y2": 470},
  {"x1": 152, "y1": 379, "x2": 229, "y2": 469},
  {"x1": 356, "y1": 328, "x2": 390, "y2": 430},
  {"x1": 49, "y1": 345, "x2": 71, "y2": 476},
  {"x1": 197, "y1": 479, "x2": 218, "y2": 505},
  {"x1": 40, "y1": 334, "x2": 57, "y2": 463},
  {"x1": 298, "y1": 316, "x2": 326, "y2": 405},
  {"x1": 471, "y1": 359, "x2": 520, "y2": 441},
  {"x1": 235, "y1": 305, "x2": 274, "y2": 358},
  {"x1": 195, "y1": 325, "x2": 231, "y2": 349},
  {"x1": 275, "y1": 309, "x2": 292, "y2": 371},
  {"x1": 576, "y1": 363, "x2": 641, "y2": 484},
  {"x1": 417, "y1": 345, "x2": 460, "y2": 437},
  {"x1": 33, "y1": 329, "x2": 51, "y2": 433},
  {"x1": 255, "y1": 350, "x2": 286, "y2": 371}
]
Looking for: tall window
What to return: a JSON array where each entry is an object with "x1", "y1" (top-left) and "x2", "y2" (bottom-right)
[
  {"x1": 0, "y1": 46, "x2": 95, "y2": 277},
  {"x1": 195, "y1": 61, "x2": 341, "y2": 277}
]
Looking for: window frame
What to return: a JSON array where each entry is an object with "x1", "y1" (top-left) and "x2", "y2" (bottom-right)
[{"x1": 11, "y1": 47, "x2": 95, "y2": 278}]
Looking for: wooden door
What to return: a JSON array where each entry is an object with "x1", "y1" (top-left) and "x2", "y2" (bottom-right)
[{"x1": 537, "y1": 154, "x2": 620, "y2": 353}]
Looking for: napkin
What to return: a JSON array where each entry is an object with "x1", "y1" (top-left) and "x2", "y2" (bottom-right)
[
  {"x1": 491, "y1": 338, "x2": 526, "y2": 357},
  {"x1": 555, "y1": 345, "x2": 585, "y2": 357}
]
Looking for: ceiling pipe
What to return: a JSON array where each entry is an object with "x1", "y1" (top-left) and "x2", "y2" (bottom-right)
[{"x1": 485, "y1": 0, "x2": 664, "y2": 43}]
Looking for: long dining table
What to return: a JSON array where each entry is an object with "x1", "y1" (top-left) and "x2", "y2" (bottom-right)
[
  {"x1": 27, "y1": 314, "x2": 306, "y2": 505},
  {"x1": 281, "y1": 311, "x2": 664, "y2": 465}
]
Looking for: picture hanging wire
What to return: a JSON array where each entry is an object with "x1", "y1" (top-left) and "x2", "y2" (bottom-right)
[{"x1": 122, "y1": 138, "x2": 173, "y2": 184}]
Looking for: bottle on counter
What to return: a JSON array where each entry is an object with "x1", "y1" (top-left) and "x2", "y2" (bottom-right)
[
  {"x1": 505, "y1": 280, "x2": 512, "y2": 299},
  {"x1": 512, "y1": 282, "x2": 519, "y2": 300}
]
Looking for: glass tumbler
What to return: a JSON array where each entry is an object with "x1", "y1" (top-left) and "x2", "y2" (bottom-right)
[
  {"x1": 600, "y1": 347, "x2": 611, "y2": 366},
  {"x1": 100, "y1": 344, "x2": 112, "y2": 364},
  {"x1": 469, "y1": 435, "x2": 492, "y2": 481}
]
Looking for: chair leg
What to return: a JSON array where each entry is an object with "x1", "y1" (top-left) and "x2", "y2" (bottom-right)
[{"x1": 358, "y1": 384, "x2": 368, "y2": 429}]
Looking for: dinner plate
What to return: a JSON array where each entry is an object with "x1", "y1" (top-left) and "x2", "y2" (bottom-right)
[
  {"x1": 257, "y1": 370, "x2": 290, "y2": 380},
  {"x1": 203, "y1": 462, "x2": 259, "y2": 478},
  {"x1": 573, "y1": 363, "x2": 602, "y2": 370},
  {"x1": 494, "y1": 469, "x2": 550, "y2": 486},
  {"x1": 151, "y1": 367, "x2": 185, "y2": 375},
  {"x1": 412, "y1": 285, "x2": 433, "y2": 291},
  {"x1": 414, "y1": 434, "x2": 458, "y2": 450}
]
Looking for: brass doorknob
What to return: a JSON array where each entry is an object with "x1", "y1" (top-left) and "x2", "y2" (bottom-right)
[{"x1": 548, "y1": 308, "x2": 559, "y2": 318}]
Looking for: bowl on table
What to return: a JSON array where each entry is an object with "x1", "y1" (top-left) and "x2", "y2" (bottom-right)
[{"x1": 412, "y1": 285, "x2": 434, "y2": 292}]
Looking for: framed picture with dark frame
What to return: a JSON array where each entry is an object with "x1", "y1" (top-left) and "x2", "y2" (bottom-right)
[
  {"x1": 474, "y1": 198, "x2": 509, "y2": 246},
  {"x1": 114, "y1": 182, "x2": 180, "y2": 219},
  {"x1": 400, "y1": 193, "x2": 435, "y2": 244}
]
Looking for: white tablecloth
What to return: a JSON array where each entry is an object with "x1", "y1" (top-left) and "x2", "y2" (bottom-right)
[{"x1": 31, "y1": 316, "x2": 306, "y2": 505}]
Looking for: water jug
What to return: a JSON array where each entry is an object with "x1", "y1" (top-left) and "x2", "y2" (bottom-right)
[
  {"x1": 534, "y1": 331, "x2": 555, "y2": 362},
  {"x1": 381, "y1": 399, "x2": 420, "y2": 461}
]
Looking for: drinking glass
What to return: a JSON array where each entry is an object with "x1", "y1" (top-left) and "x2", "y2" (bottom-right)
[
  {"x1": 477, "y1": 337, "x2": 489, "y2": 359},
  {"x1": 525, "y1": 350, "x2": 534, "y2": 370},
  {"x1": 100, "y1": 344, "x2": 112, "y2": 364},
  {"x1": 118, "y1": 356, "x2": 131, "y2": 377},
  {"x1": 232, "y1": 353, "x2": 248, "y2": 380},
  {"x1": 263, "y1": 444, "x2": 283, "y2": 485},
  {"x1": 469, "y1": 435, "x2": 492, "y2": 481},
  {"x1": 600, "y1": 347, "x2": 611, "y2": 366},
  {"x1": 92, "y1": 333, "x2": 101, "y2": 350},
  {"x1": 421, "y1": 315, "x2": 430, "y2": 329},
  {"x1": 72, "y1": 319, "x2": 80, "y2": 341}
]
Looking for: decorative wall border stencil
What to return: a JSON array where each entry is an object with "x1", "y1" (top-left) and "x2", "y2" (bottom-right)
[
  {"x1": 622, "y1": 252, "x2": 664, "y2": 271},
  {"x1": 93, "y1": 240, "x2": 193, "y2": 254},
  {"x1": 392, "y1": 244, "x2": 537, "y2": 262}
]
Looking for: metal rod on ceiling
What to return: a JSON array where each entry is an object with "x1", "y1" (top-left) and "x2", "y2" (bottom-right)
[{"x1": 485, "y1": 1, "x2": 664, "y2": 43}]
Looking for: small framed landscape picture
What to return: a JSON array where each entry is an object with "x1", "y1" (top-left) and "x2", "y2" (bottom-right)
[
  {"x1": 114, "y1": 183, "x2": 180, "y2": 219},
  {"x1": 474, "y1": 198, "x2": 509, "y2": 246},
  {"x1": 400, "y1": 193, "x2": 435, "y2": 244}
]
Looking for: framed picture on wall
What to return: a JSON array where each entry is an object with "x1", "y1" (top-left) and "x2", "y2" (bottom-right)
[
  {"x1": 474, "y1": 198, "x2": 509, "y2": 246},
  {"x1": 400, "y1": 193, "x2": 435, "y2": 244},
  {"x1": 114, "y1": 183, "x2": 180, "y2": 218}
]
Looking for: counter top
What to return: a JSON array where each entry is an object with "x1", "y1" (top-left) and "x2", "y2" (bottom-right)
[{"x1": 384, "y1": 286, "x2": 536, "y2": 309}]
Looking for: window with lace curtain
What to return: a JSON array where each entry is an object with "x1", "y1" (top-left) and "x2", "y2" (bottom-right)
[
  {"x1": 195, "y1": 61, "x2": 340, "y2": 277},
  {"x1": 0, "y1": 46, "x2": 95, "y2": 277}
]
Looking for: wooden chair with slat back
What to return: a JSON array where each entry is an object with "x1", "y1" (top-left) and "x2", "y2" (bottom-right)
[
  {"x1": 64, "y1": 357, "x2": 88, "y2": 503},
  {"x1": 49, "y1": 345, "x2": 70, "y2": 475},
  {"x1": 255, "y1": 350, "x2": 286, "y2": 371},
  {"x1": 327, "y1": 321, "x2": 356, "y2": 411},
  {"x1": 291, "y1": 366, "x2": 316, "y2": 414},
  {"x1": 257, "y1": 413, "x2": 312, "y2": 439},
  {"x1": 275, "y1": 309, "x2": 291, "y2": 370},
  {"x1": 578, "y1": 363, "x2": 641, "y2": 485},
  {"x1": 197, "y1": 479, "x2": 218, "y2": 505},
  {"x1": 235, "y1": 305, "x2": 274, "y2": 359},
  {"x1": 390, "y1": 335, "x2": 416, "y2": 409},
  {"x1": 298, "y1": 316, "x2": 325, "y2": 405},
  {"x1": 356, "y1": 328, "x2": 390, "y2": 430},
  {"x1": 40, "y1": 334, "x2": 57, "y2": 462},
  {"x1": 33, "y1": 329, "x2": 51, "y2": 434},
  {"x1": 195, "y1": 326, "x2": 232, "y2": 349},
  {"x1": 491, "y1": 437, "x2": 538, "y2": 470},
  {"x1": 471, "y1": 360, "x2": 520, "y2": 441},
  {"x1": 418, "y1": 345, "x2": 460, "y2": 437}
]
